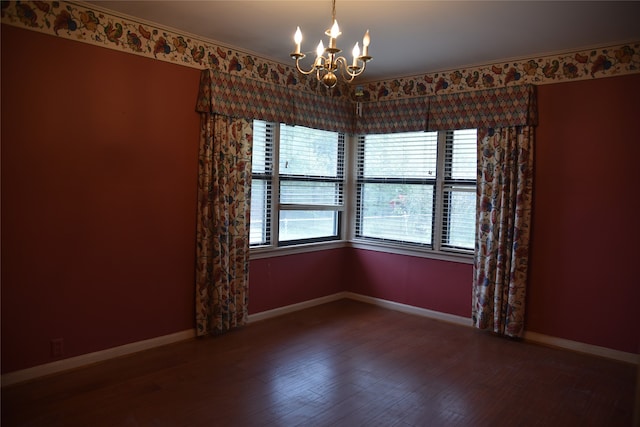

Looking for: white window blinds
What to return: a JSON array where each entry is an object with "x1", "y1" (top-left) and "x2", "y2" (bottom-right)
[
  {"x1": 250, "y1": 121, "x2": 345, "y2": 247},
  {"x1": 279, "y1": 124, "x2": 344, "y2": 206},
  {"x1": 357, "y1": 129, "x2": 477, "y2": 253},
  {"x1": 357, "y1": 131, "x2": 438, "y2": 245},
  {"x1": 441, "y1": 129, "x2": 477, "y2": 251},
  {"x1": 279, "y1": 124, "x2": 344, "y2": 243},
  {"x1": 250, "y1": 120, "x2": 274, "y2": 246}
]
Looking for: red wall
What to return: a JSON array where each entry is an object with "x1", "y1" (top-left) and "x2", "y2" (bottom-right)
[
  {"x1": 249, "y1": 249, "x2": 346, "y2": 314},
  {"x1": 345, "y1": 249, "x2": 473, "y2": 318},
  {"x1": 2, "y1": 23, "x2": 639, "y2": 375},
  {"x1": 527, "y1": 75, "x2": 640, "y2": 354},
  {"x1": 345, "y1": 75, "x2": 640, "y2": 355},
  {"x1": 1, "y1": 25, "x2": 351, "y2": 374},
  {"x1": 1, "y1": 25, "x2": 201, "y2": 373}
]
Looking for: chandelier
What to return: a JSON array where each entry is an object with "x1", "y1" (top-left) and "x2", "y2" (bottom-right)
[{"x1": 290, "y1": 0, "x2": 372, "y2": 88}]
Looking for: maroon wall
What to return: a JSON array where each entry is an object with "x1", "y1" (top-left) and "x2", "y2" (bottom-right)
[
  {"x1": 249, "y1": 249, "x2": 346, "y2": 314},
  {"x1": 345, "y1": 249, "x2": 473, "y2": 318},
  {"x1": 1, "y1": 25, "x2": 200, "y2": 373},
  {"x1": 2, "y1": 23, "x2": 638, "y2": 375},
  {"x1": 1, "y1": 25, "x2": 351, "y2": 374},
  {"x1": 527, "y1": 74, "x2": 640, "y2": 354},
  {"x1": 345, "y1": 74, "x2": 640, "y2": 355}
]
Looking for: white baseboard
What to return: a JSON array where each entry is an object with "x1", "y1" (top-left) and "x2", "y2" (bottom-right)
[
  {"x1": 4, "y1": 293, "x2": 637, "y2": 387},
  {"x1": 2, "y1": 294, "x2": 348, "y2": 388},
  {"x1": 343, "y1": 293, "x2": 638, "y2": 365},
  {"x1": 248, "y1": 292, "x2": 349, "y2": 323},
  {"x1": 523, "y1": 331, "x2": 639, "y2": 365},
  {"x1": 344, "y1": 292, "x2": 473, "y2": 327},
  {"x1": 1, "y1": 329, "x2": 195, "y2": 388},
  {"x1": 246, "y1": 291, "x2": 472, "y2": 327},
  {"x1": 343, "y1": 293, "x2": 639, "y2": 364}
]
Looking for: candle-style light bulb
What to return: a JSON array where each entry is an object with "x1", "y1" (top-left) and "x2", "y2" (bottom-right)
[
  {"x1": 315, "y1": 40, "x2": 324, "y2": 67},
  {"x1": 330, "y1": 20, "x2": 341, "y2": 39},
  {"x1": 294, "y1": 27, "x2": 302, "y2": 54},
  {"x1": 352, "y1": 42, "x2": 360, "y2": 67},
  {"x1": 362, "y1": 30, "x2": 370, "y2": 57}
]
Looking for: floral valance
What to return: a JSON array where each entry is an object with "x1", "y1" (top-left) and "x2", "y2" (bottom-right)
[
  {"x1": 353, "y1": 84, "x2": 536, "y2": 134},
  {"x1": 355, "y1": 97, "x2": 429, "y2": 134},
  {"x1": 293, "y1": 90, "x2": 355, "y2": 134},
  {"x1": 196, "y1": 69, "x2": 294, "y2": 123},
  {"x1": 196, "y1": 69, "x2": 354, "y2": 133},
  {"x1": 427, "y1": 84, "x2": 537, "y2": 130},
  {"x1": 197, "y1": 68, "x2": 537, "y2": 135}
]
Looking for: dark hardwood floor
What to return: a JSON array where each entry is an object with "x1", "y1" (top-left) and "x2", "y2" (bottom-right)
[{"x1": 2, "y1": 299, "x2": 636, "y2": 426}]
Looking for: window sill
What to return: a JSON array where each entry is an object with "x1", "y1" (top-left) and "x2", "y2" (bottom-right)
[
  {"x1": 348, "y1": 239, "x2": 474, "y2": 264},
  {"x1": 250, "y1": 240, "x2": 349, "y2": 260},
  {"x1": 250, "y1": 239, "x2": 474, "y2": 265}
]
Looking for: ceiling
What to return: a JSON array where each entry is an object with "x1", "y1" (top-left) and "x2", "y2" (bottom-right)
[{"x1": 86, "y1": 1, "x2": 640, "y2": 83}]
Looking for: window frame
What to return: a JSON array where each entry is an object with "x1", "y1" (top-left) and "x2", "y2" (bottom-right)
[
  {"x1": 354, "y1": 131, "x2": 438, "y2": 247},
  {"x1": 435, "y1": 130, "x2": 477, "y2": 254},
  {"x1": 250, "y1": 121, "x2": 347, "y2": 251},
  {"x1": 352, "y1": 130, "x2": 476, "y2": 261},
  {"x1": 249, "y1": 120, "x2": 274, "y2": 247}
]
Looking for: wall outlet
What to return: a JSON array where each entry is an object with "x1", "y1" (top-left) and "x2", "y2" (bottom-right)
[{"x1": 50, "y1": 338, "x2": 64, "y2": 358}]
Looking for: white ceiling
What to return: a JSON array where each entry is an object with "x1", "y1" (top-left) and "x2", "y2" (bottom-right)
[{"x1": 86, "y1": 1, "x2": 640, "y2": 82}]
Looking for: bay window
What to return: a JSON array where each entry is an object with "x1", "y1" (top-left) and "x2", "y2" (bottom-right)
[
  {"x1": 251, "y1": 118, "x2": 477, "y2": 256},
  {"x1": 250, "y1": 120, "x2": 345, "y2": 247}
]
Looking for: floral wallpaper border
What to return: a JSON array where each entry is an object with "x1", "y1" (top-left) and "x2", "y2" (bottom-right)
[
  {"x1": 2, "y1": 0, "x2": 639, "y2": 102},
  {"x1": 359, "y1": 43, "x2": 640, "y2": 102}
]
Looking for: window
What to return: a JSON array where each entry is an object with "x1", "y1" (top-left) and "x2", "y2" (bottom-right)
[
  {"x1": 250, "y1": 120, "x2": 345, "y2": 247},
  {"x1": 251, "y1": 121, "x2": 476, "y2": 256},
  {"x1": 356, "y1": 129, "x2": 477, "y2": 253},
  {"x1": 249, "y1": 120, "x2": 273, "y2": 246},
  {"x1": 440, "y1": 129, "x2": 477, "y2": 251},
  {"x1": 356, "y1": 131, "x2": 438, "y2": 245}
]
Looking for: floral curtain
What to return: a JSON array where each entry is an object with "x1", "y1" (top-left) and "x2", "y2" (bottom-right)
[
  {"x1": 195, "y1": 113, "x2": 252, "y2": 336},
  {"x1": 472, "y1": 126, "x2": 534, "y2": 338}
]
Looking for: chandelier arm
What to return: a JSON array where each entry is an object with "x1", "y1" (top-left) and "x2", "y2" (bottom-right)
[
  {"x1": 335, "y1": 56, "x2": 365, "y2": 81},
  {"x1": 294, "y1": 57, "x2": 325, "y2": 75},
  {"x1": 355, "y1": 59, "x2": 367, "y2": 75}
]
